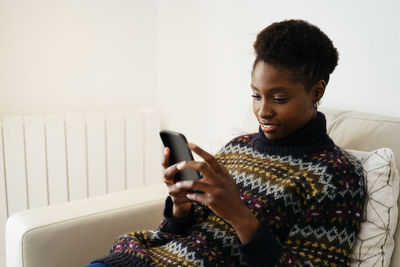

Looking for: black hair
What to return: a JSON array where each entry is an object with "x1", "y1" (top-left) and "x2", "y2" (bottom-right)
[{"x1": 253, "y1": 19, "x2": 339, "y2": 90}]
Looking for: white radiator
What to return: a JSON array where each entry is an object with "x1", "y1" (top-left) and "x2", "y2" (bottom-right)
[{"x1": 0, "y1": 108, "x2": 162, "y2": 264}]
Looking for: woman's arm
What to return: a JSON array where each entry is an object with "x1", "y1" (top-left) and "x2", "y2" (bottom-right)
[
  {"x1": 239, "y1": 222, "x2": 283, "y2": 266},
  {"x1": 238, "y1": 184, "x2": 364, "y2": 267},
  {"x1": 174, "y1": 143, "x2": 261, "y2": 243},
  {"x1": 278, "y1": 191, "x2": 364, "y2": 266},
  {"x1": 157, "y1": 196, "x2": 210, "y2": 235},
  {"x1": 159, "y1": 147, "x2": 210, "y2": 235}
]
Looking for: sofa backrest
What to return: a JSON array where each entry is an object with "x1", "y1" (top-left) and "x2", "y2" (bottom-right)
[{"x1": 322, "y1": 108, "x2": 400, "y2": 172}]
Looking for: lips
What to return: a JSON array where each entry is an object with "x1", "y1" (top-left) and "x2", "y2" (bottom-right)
[{"x1": 260, "y1": 122, "x2": 280, "y2": 133}]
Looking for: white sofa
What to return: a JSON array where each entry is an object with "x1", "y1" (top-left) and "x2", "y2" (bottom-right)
[{"x1": 5, "y1": 108, "x2": 400, "y2": 267}]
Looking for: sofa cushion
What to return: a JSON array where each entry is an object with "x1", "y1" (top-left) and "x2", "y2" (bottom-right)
[{"x1": 347, "y1": 148, "x2": 399, "y2": 267}]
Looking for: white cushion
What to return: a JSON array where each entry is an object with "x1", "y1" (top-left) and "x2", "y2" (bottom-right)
[{"x1": 347, "y1": 148, "x2": 400, "y2": 267}]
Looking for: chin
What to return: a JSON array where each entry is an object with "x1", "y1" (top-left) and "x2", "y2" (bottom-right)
[{"x1": 263, "y1": 133, "x2": 282, "y2": 141}]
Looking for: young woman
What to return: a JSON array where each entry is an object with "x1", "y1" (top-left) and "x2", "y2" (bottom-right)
[{"x1": 88, "y1": 19, "x2": 366, "y2": 267}]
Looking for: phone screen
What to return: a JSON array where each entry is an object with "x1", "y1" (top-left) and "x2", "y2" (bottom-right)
[{"x1": 160, "y1": 130, "x2": 202, "y2": 181}]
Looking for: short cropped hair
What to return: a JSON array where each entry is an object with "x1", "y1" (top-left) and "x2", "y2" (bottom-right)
[{"x1": 253, "y1": 19, "x2": 339, "y2": 90}]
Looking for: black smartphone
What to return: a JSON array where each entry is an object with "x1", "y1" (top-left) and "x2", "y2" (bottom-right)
[{"x1": 160, "y1": 130, "x2": 202, "y2": 181}]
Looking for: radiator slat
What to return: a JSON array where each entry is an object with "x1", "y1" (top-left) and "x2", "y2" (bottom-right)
[
  {"x1": 126, "y1": 111, "x2": 145, "y2": 189},
  {"x1": 45, "y1": 114, "x2": 69, "y2": 204},
  {"x1": 2, "y1": 117, "x2": 28, "y2": 215},
  {"x1": 24, "y1": 116, "x2": 49, "y2": 208},
  {"x1": 143, "y1": 109, "x2": 162, "y2": 185},
  {"x1": 65, "y1": 114, "x2": 88, "y2": 201},
  {"x1": 106, "y1": 112, "x2": 126, "y2": 193},
  {"x1": 86, "y1": 113, "x2": 107, "y2": 197},
  {"x1": 0, "y1": 121, "x2": 8, "y2": 264},
  {"x1": 1, "y1": 109, "x2": 162, "y2": 209}
]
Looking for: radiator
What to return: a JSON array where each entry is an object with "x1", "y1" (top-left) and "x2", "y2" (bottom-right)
[{"x1": 0, "y1": 108, "x2": 162, "y2": 263}]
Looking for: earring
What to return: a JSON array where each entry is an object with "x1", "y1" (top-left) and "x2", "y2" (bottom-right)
[{"x1": 313, "y1": 102, "x2": 318, "y2": 110}]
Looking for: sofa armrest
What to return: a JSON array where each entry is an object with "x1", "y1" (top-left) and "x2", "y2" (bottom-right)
[{"x1": 6, "y1": 183, "x2": 167, "y2": 267}]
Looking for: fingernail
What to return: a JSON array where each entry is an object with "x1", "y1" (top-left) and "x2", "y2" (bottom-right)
[{"x1": 177, "y1": 162, "x2": 185, "y2": 170}]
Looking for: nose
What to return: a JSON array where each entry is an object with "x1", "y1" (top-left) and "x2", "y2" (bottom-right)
[{"x1": 256, "y1": 99, "x2": 275, "y2": 119}]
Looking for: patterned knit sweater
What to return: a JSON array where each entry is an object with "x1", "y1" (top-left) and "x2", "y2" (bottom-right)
[{"x1": 94, "y1": 112, "x2": 366, "y2": 267}]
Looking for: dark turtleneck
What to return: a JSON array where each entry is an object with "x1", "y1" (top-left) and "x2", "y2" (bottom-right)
[{"x1": 251, "y1": 111, "x2": 335, "y2": 155}]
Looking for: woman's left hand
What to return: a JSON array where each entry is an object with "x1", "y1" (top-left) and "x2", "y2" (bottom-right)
[{"x1": 175, "y1": 143, "x2": 259, "y2": 244}]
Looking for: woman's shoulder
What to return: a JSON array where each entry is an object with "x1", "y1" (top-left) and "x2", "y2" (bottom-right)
[
  {"x1": 313, "y1": 145, "x2": 365, "y2": 196},
  {"x1": 322, "y1": 146, "x2": 363, "y2": 174},
  {"x1": 309, "y1": 145, "x2": 363, "y2": 179},
  {"x1": 213, "y1": 133, "x2": 259, "y2": 157},
  {"x1": 223, "y1": 133, "x2": 259, "y2": 148}
]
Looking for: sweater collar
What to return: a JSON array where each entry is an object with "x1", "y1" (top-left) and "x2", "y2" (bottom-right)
[{"x1": 251, "y1": 112, "x2": 334, "y2": 155}]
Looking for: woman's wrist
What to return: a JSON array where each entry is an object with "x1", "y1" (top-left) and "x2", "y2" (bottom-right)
[
  {"x1": 172, "y1": 202, "x2": 192, "y2": 219},
  {"x1": 230, "y1": 208, "x2": 260, "y2": 244}
]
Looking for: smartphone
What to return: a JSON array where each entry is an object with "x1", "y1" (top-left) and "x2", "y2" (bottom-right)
[{"x1": 160, "y1": 130, "x2": 202, "y2": 181}]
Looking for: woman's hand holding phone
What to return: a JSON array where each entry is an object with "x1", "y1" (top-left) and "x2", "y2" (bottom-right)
[
  {"x1": 162, "y1": 147, "x2": 193, "y2": 219},
  {"x1": 160, "y1": 130, "x2": 203, "y2": 219},
  {"x1": 164, "y1": 141, "x2": 259, "y2": 244},
  {"x1": 161, "y1": 131, "x2": 259, "y2": 243},
  {"x1": 175, "y1": 143, "x2": 259, "y2": 244}
]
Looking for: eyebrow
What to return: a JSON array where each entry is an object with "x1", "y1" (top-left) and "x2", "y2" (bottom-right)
[{"x1": 251, "y1": 84, "x2": 292, "y2": 93}]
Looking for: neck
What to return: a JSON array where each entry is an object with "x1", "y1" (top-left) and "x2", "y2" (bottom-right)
[{"x1": 251, "y1": 112, "x2": 334, "y2": 155}]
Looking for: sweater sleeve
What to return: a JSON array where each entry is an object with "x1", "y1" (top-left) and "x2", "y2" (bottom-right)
[
  {"x1": 239, "y1": 222, "x2": 282, "y2": 266},
  {"x1": 240, "y1": 176, "x2": 365, "y2": 267},
  {"x1": 278, "y1": 190, "x2": 364, "y2": 266},
  {"x1": 158, "y1": 196, "x2": 210, "y2": 235}
]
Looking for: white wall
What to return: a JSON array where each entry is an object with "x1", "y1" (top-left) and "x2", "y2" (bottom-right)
[
  {"x1": 156, "y1": 1, "x2": 256, "y2": 152},
  {"x1": 0, "y1": 0, "x2": 399, "y2": 149},
  {"x1": 0, "y1": 0, "x2": 157, "y2": 116},
  {"x1": 155, "y1": 0, "x2": 400, "y2": 152}
]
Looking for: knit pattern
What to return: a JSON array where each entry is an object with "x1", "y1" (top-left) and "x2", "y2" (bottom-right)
[
  {"x1": 94, "y1": 114, "x2": 365, "y2": 267},
  {"x1": 218, "y1": 135, "x2": 365, "y2": 266}
]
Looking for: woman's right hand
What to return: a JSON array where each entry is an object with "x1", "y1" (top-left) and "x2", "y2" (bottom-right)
[{"x1": 162, "y1": 147, "x2": 192, "y2": 219}]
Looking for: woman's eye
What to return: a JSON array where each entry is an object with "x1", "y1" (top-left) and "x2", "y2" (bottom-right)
[
  {"x1": 251, "y1": 94, "x2": 261, "y2": 100},
  {"x1": 273, "y1": 97, "x2": 289, "y2": 104}
]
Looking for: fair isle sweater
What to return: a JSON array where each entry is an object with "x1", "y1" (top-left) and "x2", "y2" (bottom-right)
[{"x1": 94, "y1": 112, "x2": 365, "y2": 267}]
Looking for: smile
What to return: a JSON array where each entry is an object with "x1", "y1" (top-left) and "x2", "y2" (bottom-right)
[{"x1": 261, "y1": 123, "x2": 279, "y2": 133}]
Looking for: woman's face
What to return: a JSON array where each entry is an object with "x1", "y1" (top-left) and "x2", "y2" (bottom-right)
[{"x1": 251, "y1": 61, "x2": 321, "y2": 141}]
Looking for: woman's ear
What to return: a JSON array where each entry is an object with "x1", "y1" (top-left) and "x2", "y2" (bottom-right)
[{"x1": 311, "y1": 80, "x2": 326, "y2": 102}]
